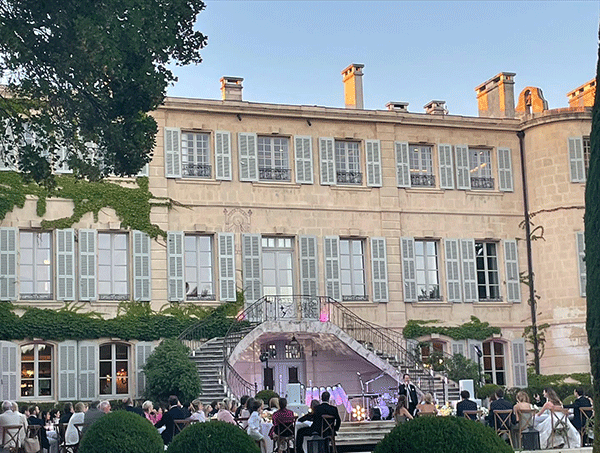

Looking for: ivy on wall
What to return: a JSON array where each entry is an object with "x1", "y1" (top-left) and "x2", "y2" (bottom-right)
[
  {"x1": 402, "y1": 316, "x2": 501, "y2": 341},
  {"x1": 0, "y1": 300, "x2": 242, "y2": 342},
  {"x1": 0, "y1": 171, "x2": 169, "y2": 238}
]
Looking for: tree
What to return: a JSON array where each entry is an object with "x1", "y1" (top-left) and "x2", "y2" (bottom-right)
[
  {"x1": 585, "y1": 27, "x2": 600, "y2": 451},
  {"x1": 443, "y1": 353, "x2": 479, "y2": 385},
  {"x1": 143, "y1": 338, "x2": 201, "y2": 404},
  {"x1": 0, "y1": 0, "x2": 207, "y2": 184}
]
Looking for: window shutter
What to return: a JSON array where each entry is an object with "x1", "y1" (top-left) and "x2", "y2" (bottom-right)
[
  {"x1": 365, "y1": 140, "x2": 382, "y2": 187},
  {"x1": 497, "y1": 148, "x2": 514, "y2": 192},
  {"x1": 444, "y1": 239, "x2": 462, "y2": 302},
  {"x1": 57, "y1": 229, "x2": 76, "y2": 301},
  {"x1": 503, "y1": 239, "x2": 521, "y2": 302},
  {"x1": 395, "y1": 141, "x2": 411, "y2": 188},
  {"x1": 59, "y1": 341, "x2": 78, "y2": 400},
  {"x1": 239, "y1": 133, "x2": 258, "y2": 181},
  {"x1": 512, "y1": 338, "x2": 528, "y2": 388},
  {"x1": 438, "y1": 144, "x2": 455, "y2": 189},
  {"x1": 455, "y1": 145, "x2": 471, "y2": 190},
  {"x1": 577, "y1": 232, "x2": 586, "y2": 297},
  {"x1": 79, "y1": 229, "x2": 97, "y2": 301},
  {"x1": 133, "y1": 231, "x2": 151, "y2": 301},
  {"x1": 319, "y1": 137, "x2": 336, "y2": 185},
  {"x1": 0, "y1": 341, "x2": 18, "y2": 401},
  {"x1": 400, "y1": 237, "x2": 417, "y2": 303},
  {"x1": 0, "y1": 227, "x2": 17, "y2": 301},
  {"x1": 56, "y1": 146, "x2": 72, "y2": 173},
  {"x1": 167, "y1": 231, "x2": 185, "y2": 302},
  {"x1": 324, "y1": 236, "x2": 341, "y2": 300},
  {"x1": 242, "y1": 234, "x2": 262, "y2": 303},
  {"x1": 371, "y1": 237, "x2": 389, "y2": 302},
  {"x1": 218, "y1": 233, "x2": 236, "y2": 301},
  {"x1": 569, "y1": 137, "x2": 585, "y2": 182},
  {"x1": 215, "y1": 131, "x2": 232, "y2": 181},
  {"x1": 294, "y1": 136, "x2": 314, "y2": 184},
  {"x1": 299, "y1": 236, "x2": 318, "y2": 296},
  {"x1": 467, "y1": 339, "x2": 483, "y2": 364},
  {"x1": 136, "y1": 342, "x2": 154, "y2": 398},
  {"x1": 79, "y1": 342, "x2": 97, "y2": 400},
  {"x1": 460, "y1": 239, "x2": 477, "y2": 302},
  {"x1": 164, "y1": 127, "x2": 181, "y2": 178},
  {"x1": 451, "y1": 340, "x2": 466, "y2": 357}
]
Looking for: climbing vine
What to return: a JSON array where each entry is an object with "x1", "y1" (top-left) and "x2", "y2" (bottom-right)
[
  {"x1": 402, "y1": 316, "x2": 501, "y2": 341},
  {"x1": 0, "y1": 171, "x2": 169, "y2": 238}
]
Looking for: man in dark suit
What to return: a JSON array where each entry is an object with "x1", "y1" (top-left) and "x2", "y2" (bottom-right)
[
  {"x1": 27, "y1": 405, "x2": 52, "y2": 452},
  {"x1": 564, "y1": 387, "x2": 592, "y2": 430},
  {"x1": 398, "y1": 373, "x2": 419, "y2": 416},
  {"x1": 59, "y1": 402, "x2": 74, "y2": 424},
  {"x1": 155, "y1": 395, "x2": 190, "y2": 445},
  {"x1": 123, "y1": 397, "x2": 145, "y2": 417},
  {"x1": 456, "y1": 390, "x2": 478, "y2": 419},
  {"x1": 486, "y1": 389, "x2": 515, "y2": 429},
  {"x1": 296, "y1": 392, "x2": 341, "y2": 453}
]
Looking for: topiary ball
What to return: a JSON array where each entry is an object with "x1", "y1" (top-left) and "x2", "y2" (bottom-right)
[
  {"x1": 167, "y1": 421, "x2": 260, "y2": 453},
  {"x1": 78, "y1": 410, "x2": 163, "y2": 453},
  {"x1": 374, "y1": 416, "x2": 514, "y2": 453}
]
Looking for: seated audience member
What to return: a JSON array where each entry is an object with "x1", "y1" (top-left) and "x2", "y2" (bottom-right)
[
  {"x1": 416, "y1": 393, "x2": 437, "y2": 416},
  {"x1": 0, "y1": 400, "x2": 27, "y2": 450},
  {"x1": 393, "y1": 395, "x2": 414, "y2": 424},
  {"x1": 456, "y1": 390, "x2": 478, "y2": 419},
  {"x1": 235, "y1": 395, "x2": 250, "y2": 419},
  {"x1": 123, "y1": 397, "x2": 145, "y2": 417},
  {"x1": 65, "y1": 402, "x2": 87, "y2": 446},
  {"x1": 297, "y1": 391, "x2": 341, "y2": 453},
  {"x1": 563, "y1": 387, "x2": 592, "y2": 431},
  {"x1": 59, "y1": 403, "x2": 74, "y2": 424},
  {"x1": 216, "y1": 398, "x2": 236, "y2": 424},
  {"x1": 269, "y1": 397, "x2": 295, "y2": 439},
  {"x1": 142, "y1": 400, "x2": 162, "y2": 424},
  {"x1": 188, "y1": 400, "x2": 206, "y2": 422},
  {"x1": 487, "y1": 388, "x2": 515, "y2": 429},
  {"x1": 207, "y1": 400, "x2": 219, "y2": 417},
  {"x1": 28, "y1": 405, "x2": 52, "y2": 452},
  {"x1": 268, "y1": 397, "x2": 280, "y2": 412},
  {"x1": 155, "y1": 395, "x2": 189, "y2": 445}
]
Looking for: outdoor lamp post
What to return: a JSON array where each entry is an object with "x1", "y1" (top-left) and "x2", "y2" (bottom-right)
[{"x1": 473, "y1": 345, "x2": 483, "y2": 386}]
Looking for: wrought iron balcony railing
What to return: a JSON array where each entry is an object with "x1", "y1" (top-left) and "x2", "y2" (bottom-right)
[
  {"x1": 410, "y1": 174, "x2": 436, "y2": 187},
  {"x1": 336, "y1": 171, "x2": 363, "y2": 184},
  {"x1": 470, "y1": 176, "x2": 494, "y2": 189},
  {"x1": 183, "y1": 163, "x2": 212, "y2": 178},
  {"x1": 259, "y1": 167, "x2": 291, "y2": 181}
]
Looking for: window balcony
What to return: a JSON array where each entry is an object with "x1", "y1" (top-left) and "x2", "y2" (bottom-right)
[
  {"x1": 259, "y1": 167, "x2": 291, "y2": 181},
  {"x1": 470, "y1": 177, "x2": 494, "y2": 189},
  {"x1": 410, "y1": 174, "x2": 436, "y2": 187},
  {"x1": 342, "y1": 294, "x2": 369, "y2": 301},
  {"x1": 336, "y1": 171, "x2": 363, "y2": 185},
  {"x1": 182, "y1": 163, "x2": 212, "y2": 178}
]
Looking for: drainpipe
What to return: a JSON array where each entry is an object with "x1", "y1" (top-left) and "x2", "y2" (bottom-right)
[{"x1": 517, "y1": 130, "x2": 540, "y2": 375}]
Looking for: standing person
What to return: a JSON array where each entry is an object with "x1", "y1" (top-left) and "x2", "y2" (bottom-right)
[
  {"x1": 0, "y1": 401, "x2": 27, "y2": 450},
  {"x1": 155, "y1": 395, "x2": 189, "y2": 446},
  {"x1": 456, "y1": 390, "x2": 478, "y2": 419},
  {"x1": 398, "y1": 374, "x2": 419, "y2": 416},
  {"x1": 563, "y1": 387, "x2": 592, "y2": 431},
  {"x1": 297, "y1": 391, "x2": 341, "y2": 453}
]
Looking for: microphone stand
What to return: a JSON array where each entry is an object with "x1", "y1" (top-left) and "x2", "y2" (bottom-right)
[{"x1": 357, "y1": 372, "x2": 365, "y2": 410}]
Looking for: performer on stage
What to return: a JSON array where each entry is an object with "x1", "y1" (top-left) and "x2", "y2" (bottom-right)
[{"x1": 398, "y1": 373, "x2": 418, "y2": 416}]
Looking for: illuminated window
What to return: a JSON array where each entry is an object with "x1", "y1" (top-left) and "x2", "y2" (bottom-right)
[
  {"x1": 469, "y1": 149, "x2": 494, "y2": 189},
  {"x1": 99, "y1": 343, "x2": 129, "y2": 395},
  {"x1": 483, "y1": 340, "x2": 505, "y2": 385},
  {"x1": 21, "y1": 343, "x2": 52, "y2": 398},
  {"x1": 409, "y1": 145, "x2": 435, "y2": 187}
]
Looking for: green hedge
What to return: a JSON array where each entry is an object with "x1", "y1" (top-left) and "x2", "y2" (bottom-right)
[
  {"x1": 403, "y1": 316, "x2": 501, "y2": 341},
  {"x1": 167, "y1": 421, "x2": 260, "y2": 453}
]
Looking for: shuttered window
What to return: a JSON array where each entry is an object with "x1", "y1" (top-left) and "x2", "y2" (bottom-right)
[
  {"x1": 242, "y1": 234, "x2": 262, "y2": 303},
  {"x1": 56, "y1": 230, "x2": 75, "y2": 301},
  {"x1": 409, "y1": 144, "x2": 435, "y2": 187},
  {"x1": 370, "y1": 237, "x2": 388, "y2": 302},
  {"x1": 395, "y1": 141, "x2": 410, "y2": 188},
  {"x1": 497, "y1": 148, "x2": 514, "y2": 192},
  {"x1": 19, "y1": 231, "x2": 52, "y2": 300},
  {"x1": 444, "y1": 239, "x2": 461, "y2": 302},
  {"x1": 20, "y1": 343, "x2": 53, "y2": 398},
  {"x1": 167, "y1": 231, "x2": 185, "y2": 302},
  {"x1": 136, "y1": 342, "x2": 153, "y2": 398},
  {"x1": 294, "y1": 136, "x2": 314, "y2": 184},
  {"x1": 79, "y1": 229, "x2": 97, "y2": 301},
  {"x1": 218, "y1": 233, "x2": 236, "y2": 302},
  {"x1": 324, "y1": 236, "x2": 341, "y2": 300},
  {"x1": 184, "y1": 235, "x2": 214, "y2": 301},
  {"x1": 79, "y1": 342, "x2": 98, "y2": 400},
  {"x1": 181, "y1": 132, "x2": 211, "y2": 178},
  {"x1": 365, "y1": 140, "x2": 382, "y2": 187},
  {"x1": 58, "y1": 341, "x2": 77, "y2": 401},
  {"x1": 319, "y1": 137, "x2": 336, "y2": 185},
  {"x1": 503, "y1": 240, "x2": 521, "y2": 302},
  {"x1": 512, "y1": 339, "x2": 528, "y2": 388},
  {"x1": 569, "y1": 137, "x2": 585, "y2": 182},
  {"x1": 438, "y1": 144, "x2": 455, "y2": 189},
  {"x1": 215, "y1": 131, "x2": 232, "y2": 180},
  {"x1": 299, "y1": 236, "x2": 318, "y2": 296},
  {"x1": 258, "y1": 136, "x2": 290, "y2": 181},
  {"x1": 239, "y1": 133, "x2": 258, "y2": 181},
  {"x1": 133, "y1": 231, "x2": 151, "y2": 301},
  {"x1": 340, "y1": 239, "x2": 367, "y2": 301},
  {"x1": 0, "y1": 341, "x2": 18, "y2": 401},
  {"x1": 0, "y1": 228, "x2": 17, "y2": 301},
  {"x1": 98, "y1": 232, "x2": 129, "y2": 300},
  {"x1": 461, "y1": 239, "x2": 477, "y2": 302},
  {"x1": 164, "y1": 127, "x2": 182, "y2": 178},
  {"x1": 400, "y1": 237, "x2": 417, "y2": 303},
  {"x1": 455, "y1": 145, "x2": 471, "y2": 190}
]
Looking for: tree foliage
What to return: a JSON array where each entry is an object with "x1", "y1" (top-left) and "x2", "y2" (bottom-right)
[
  {"x1": 585, "y1": 27, "x2": 600, "y2": 451},
  {"x1": 143, "y1": 338, "x2": 201, "y2": 404},
  {"x1": 0, "y1": 0, "x2": 207, "y2": 184}
]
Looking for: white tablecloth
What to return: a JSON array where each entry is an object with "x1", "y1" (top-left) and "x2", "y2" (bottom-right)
[{"x1": 261, "y1": 421, "x2": 311, "y2": 453}]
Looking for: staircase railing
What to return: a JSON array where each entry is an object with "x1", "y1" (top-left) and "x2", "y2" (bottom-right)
[{"x1": 177, "y1": 315, "x2": 225, "y2": 353}]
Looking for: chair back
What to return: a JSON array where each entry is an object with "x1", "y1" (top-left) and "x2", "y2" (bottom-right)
[
  {"x1": 493, "y1": 409, "x2": 514, "y2": 448},
  {"x1": 1, "y1": 424, "x2": 23, "y2": 452},
  {"x1": 549, "y1": 408, "x2": 571, "y2": 449},
  {"x1": 516, "y1": 408, "x2": 535, "y2": 430},
  {"x1": 463, "y1": 410, "x2": 479, "y2": 421},
  {"x1": 321, "y1": 414, "x2": 336, "y2": 439},
  {"x1": 235, "y1": 417, "x2": 249, "y2": 430},
  {"x1": 580, "y1": 407, "x2": 594, "y2": 446},
  {"x1": 174, "y1": 419, "x2": 195, "y2": 434},
  {"x1": 275, "y1": 417, "x2": 296, "y2": 439}
]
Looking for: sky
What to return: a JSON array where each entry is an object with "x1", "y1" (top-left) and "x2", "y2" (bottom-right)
[{"x1": 167, "y1": 1, "x2": 600, "y2": 118}]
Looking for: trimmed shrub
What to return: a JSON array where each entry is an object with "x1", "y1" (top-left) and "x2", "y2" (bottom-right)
[
  {"x1": 476, "y1": 383, "x2": 501, "y2": 400},
  {"x1": 78, "y1": 410, "x2": 163, "y2": 453},
  {"x1": 373, "y1": 415, "x2": 514, "y2": 453},
  {"x1": 167, "y1": 420, "x2": 260, "y2": 453},
  {"x1": 254, "y1": 389, "x2": 279, "y2": 405}
]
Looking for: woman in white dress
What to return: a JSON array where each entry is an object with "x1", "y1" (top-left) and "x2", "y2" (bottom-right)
[
  {"x1": 537, "y1": 388, "x2": 581, "y2": 449},
  {"x1": 247, "y1": 400, "x2": 267, "y2": 453},
  {"x1": 65, "y1": 402, "x2": 87, "y2": 446}
]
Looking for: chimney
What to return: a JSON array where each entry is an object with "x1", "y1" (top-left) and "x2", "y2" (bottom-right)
[
  {"x1": 220, "y1": 76, "x2": 244, "y2": 101},
  {"x1": 567, "y1": 79, "x2": 596, "y2": 108},
  {"x1": 424, "y1": 100, "x2": 447, "y2": 115},
  {"x1": 475, "y1": 72, "x2": 516, "y2": 118},
  {"x1": 342, "y1": 64, "x2": 364, "y2": 109},
  {"x1": 386, "y1": 102, "x2": 409, "y2": 113}
]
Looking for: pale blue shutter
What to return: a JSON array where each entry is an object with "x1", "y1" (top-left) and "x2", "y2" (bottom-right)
[
  {"x1": 242, "y1": 234, "x2": 262, "y2": 303},
  {"x1": 167, "y1": 231, "x2": 185, "y2": 302},
  {"x1": 497, "y1": 148, "x2": 514, "y2": 192},
  {"x1": 58, "y1": 341, "x2": 77, "y2": 400},
  {"x1": 136, "y1": 342, "x2": 154, "y2": 398},
  {"x1": 371, "y1": 237, "x2": 388, "y2": 302},
  {"x1": 503, "y1": 239, "x2": 521, "y2": 302},
  {"x1": 451, "y1": 340, "x2": 466, "y2": 357},
  {"x1": 299, "y1": 236, "x2": 318, "y2": 296},
  {"x1": 460, "y1": 239, "x2": 477, "y2": 302},
  {"x1": 215, "y1": 131, "x2": 232, "y2": 181},
  {"x1": 164, "y1": 127, "x2": 181, "y2": 178},
  {"x1": 294, "y1": 136, "x2": 314, "y2": 184},
  {"x1": 79, "y1": 342, "x2": 98, "y2": 400},
  {"x1": 0, "y1": 228, "x2": 17, "y2": 301},
  {"x1": 365, "y1": 140, "x2": 382, "y2": 187},
  {"x1": 395, "y1": 141, "x2": 410, "y2": 188},
  {"x1": 438, "y1": 144, "x2": 455, "y2": 189},
  {"x1": 577, "y1": 232, "x2": 586, "y2": 297},
  {"x1": 0, "y1": 341, "x2": 18, "y2": 401},
  {"x1": 512, "y1": 338, "x2": 528, "y2": 388},
  {"x1": 324, "y1": 236, "x2": 341, "y2": 300},
  {"x1": 79, "y1": 229, "x2": 97, "y2": 301},
  {"x1": 467, "y1": 339, "x2": 483, "y2": 364},
  {"x1": 569, "y1": 137, "x2": 585, "y2": 182},
  {"x1": 239, "y1": 133, "x2": 258, "y2": 181},
  {"x1": 218, "y1": 233, "x2": 236, "y2": 301},
  {"x1": 401, "y1": 237, "x2": 417, "y2": 302},
  {"x1": 444, "y1": 239, "x2": 462, "y2": 302},
  {"x1": 319, "y1": 138, "x2": 336, "y2": 185},
  {"x1": 455, "y1": 145, "x2": 471, "y2": 190},
  {"x1": 133, "y1": 230, "x2": 151, "y2": 301}
]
